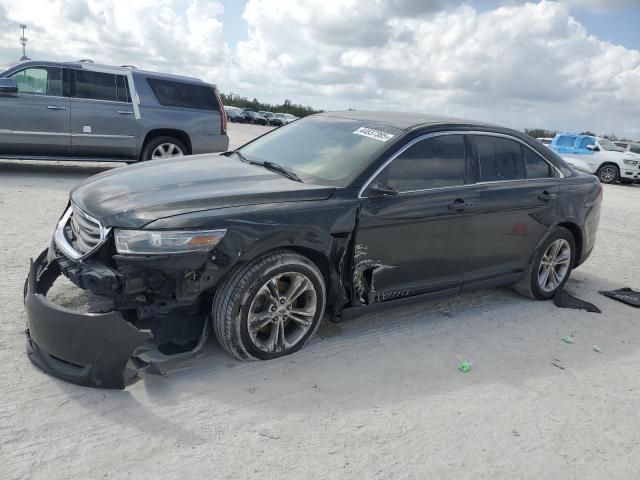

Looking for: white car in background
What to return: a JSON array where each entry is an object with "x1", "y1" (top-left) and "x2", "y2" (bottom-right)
[
  {"x1": 275, "y1": 113, "x2": 299, "y2": 124},
  {"x1": 549, "y1": 133, "x2": 640, "y2": 184},
  {"x1": 536, "y1": 137, "x2": 554, "y2": 146}
]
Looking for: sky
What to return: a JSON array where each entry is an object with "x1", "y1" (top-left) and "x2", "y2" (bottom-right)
[{"x1": 0, "y1": 0, "x2": 639, "y2": 139}]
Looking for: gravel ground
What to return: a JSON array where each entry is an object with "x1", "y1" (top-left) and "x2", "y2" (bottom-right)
[{"x1": 1, "y1": 122, "x2": 639, "y2": 479}]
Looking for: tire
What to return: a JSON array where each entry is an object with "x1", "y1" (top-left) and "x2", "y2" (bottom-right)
[
  {"x1": 141, "y1": 136, "x2": 187, "y2": 161},
  {"x1": 212, "y1": 250, "x2": 326, "y2": 361},
  {"x1": 596, "y1": 164, "x2": 619, "y2": 184},
  {"x1": 513, "y1": 227, "x2": 576, "y2": 300}
]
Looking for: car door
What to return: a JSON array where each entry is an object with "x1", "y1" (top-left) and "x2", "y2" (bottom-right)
[
  {"x1": 69, "y1": 69, "x2": 138, "y2": 158},
  {"x1": 0, "y1": 66, "x2": 70, "y2": 156},
  {"x1": 464, "y1": 134, "x2": 560, "y2": 288},
  {"x1": 354, "y1": 133, "x2": 478, "y2": 304}
]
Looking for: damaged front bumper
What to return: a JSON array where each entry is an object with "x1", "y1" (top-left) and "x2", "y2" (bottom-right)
[{"x1": 24, "y1": 248, "x2": 207, "y2": 389}]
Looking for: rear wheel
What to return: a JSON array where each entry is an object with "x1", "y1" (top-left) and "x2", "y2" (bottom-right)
[
  {"x1": 596, "y1": 164, "x2": 619, "y2": 184},
  {"x1": 212, "y1": 250, "x2": 326, "y2": 360},
  {"x1": 513, "y1": 227, "x2": 576, "y2": 300},
  {"x1": 141, "y1": 136, "x2": 187, "y2": 161}
]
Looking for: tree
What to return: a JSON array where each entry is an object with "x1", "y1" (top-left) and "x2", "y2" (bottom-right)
[
  {"x1": 602, "y1": 133, "x2": 618, "y2": 141},
  {"x1": 524, "y1": 128, "x2": 556, "y2": 139},
  {"x1": 219, "y1": 92, "x2": 321, "y2": 118},
  {"x1": 580, "y1": 131, "x2": 597, "y2": 136}
]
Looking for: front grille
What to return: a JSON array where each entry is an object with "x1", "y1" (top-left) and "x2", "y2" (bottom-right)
[
  {"x1": 68, "y1": 205, "x2": 102, "y2": 254},
  {"x1": 54, "y1": 204, "x2": 109, "y2": 260}
]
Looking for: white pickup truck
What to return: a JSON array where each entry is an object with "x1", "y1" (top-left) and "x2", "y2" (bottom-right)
[{"x1": 549, "y1": 133, "x2": 640, "y2": 184}]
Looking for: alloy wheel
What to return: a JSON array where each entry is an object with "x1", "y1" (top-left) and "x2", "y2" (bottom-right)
[
  {"x1": 537, "y1": 239, "x2": 571, "y2": 293},
  {"x1": 247, "y1": 272, "x2": 318, "y2": 353},
  {"x1": 151, "y1": 143, "x2": 184, "y2": 159},
  {"x1": 598, "y1": 166, "x2": 616, "y2": 183}
]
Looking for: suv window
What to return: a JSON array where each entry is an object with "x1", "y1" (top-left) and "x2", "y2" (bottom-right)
[
  {"x1": 524, "y1": 147, "x2": 555, "y2": 178},
  {"x1": 73, "y1": 70, "x2": 129, "y2": 102},
  {"x1": 577, "y1": 137, "x2": 595, "y2": 150},
  {"x1": 631, "y1": 146, "x2": 640, "y2": 154},
  {"x1": 474, "y1": 135, "x2": 525, "y2": 182},
  {"x1": 146, "y1": 78, "x2": 220, "y2": 111},
  {"x1": 556, "y1": 135, "x2": 577, "y2": 148},
  {"x1": 10, "y1": 67, "x2": 63, "y2": 96},
  {"x1": 381, "y1": 135, "x2": 466, "y2": 192}
]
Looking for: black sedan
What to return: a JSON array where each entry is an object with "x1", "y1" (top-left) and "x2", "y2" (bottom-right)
[
  {"x1": 224, "y1": 106, "x2": 245, "y2": 123},
  {"x1": 243, "y1": 110, "x2": 269, "y2": 125},
  {"x1": 25, "y1": 111, "x2": 602, "y2": 388}
]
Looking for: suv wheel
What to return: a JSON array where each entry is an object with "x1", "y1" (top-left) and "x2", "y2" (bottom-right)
[
  {"x1": 142, "y1": 136, "x2": 187, "y2": 161},
  {"x1": 513, "y1": 227, "x2": 576, "y2": 300},
  {"x1": 596, "y1": 164, "x2": 619, "y2": 184},
  {"x1": 212, "y1": 250, "x2": 326, "y2": 361}
]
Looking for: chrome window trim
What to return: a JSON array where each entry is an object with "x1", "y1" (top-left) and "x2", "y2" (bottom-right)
[
  {"x1": 358, "y1": 130, "x2": 563, "y2": 198},
  {"x1": 53, "y1": 205, "x2": 111, "y2": 261}
]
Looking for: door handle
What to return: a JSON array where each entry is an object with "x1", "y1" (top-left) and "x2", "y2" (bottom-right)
[
  {"x1": 538, "y1": 191, "x2": 557, "y2": 202},
  {"x1": 116, "y1": 110, "x2": 134, "y2": 115},
  {"x1": 47, "y1": 105, "x2": 66, "y2": 110},
  {"x1": 448, "y1": 199, "x2": 474, "y2": 211}
]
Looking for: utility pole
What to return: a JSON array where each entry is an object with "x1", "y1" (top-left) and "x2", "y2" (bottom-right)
[{"x1": 19, "y1": 24, "x2": 30, "y2": 61}]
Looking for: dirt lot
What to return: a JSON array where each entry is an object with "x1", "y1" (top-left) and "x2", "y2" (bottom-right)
[{"x1": 1, "y1": 122, "x2": 639, "y2": 479}]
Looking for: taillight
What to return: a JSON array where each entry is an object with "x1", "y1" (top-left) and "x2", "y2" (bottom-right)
[{"x1": 215, "y1": 89, "x2": 227, "y2": 135}]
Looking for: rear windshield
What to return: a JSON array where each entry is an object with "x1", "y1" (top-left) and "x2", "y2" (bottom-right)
[
  {"x1": 147, "y1": 78, "x2": 220, "y2": 111},
  {"x1": 238, "y1": 115, "x2": 402, "y2": 186}
]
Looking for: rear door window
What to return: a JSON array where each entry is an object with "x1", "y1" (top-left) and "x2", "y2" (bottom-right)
[
  {"x1": 115, "y1": 75, "x2": 131, "y2": 103},
  {"x1": 381, "y1": 135, "x2": 467, "y2": 192},
  {"x1": 146, "y1": 78, "x2": 220, "y2": 111},
  {"x1": 73, "y1": 70, "x2": 120, "y2": 101},
  {"x1": 10, "y1": 67, "x2": 63, "y2": 96},
  {"x1": 474, "y1": 135, "x2": 525, "y2": 182},
  {"x1": 524, "y1": 147, "x2": 555, "y2": 178}
]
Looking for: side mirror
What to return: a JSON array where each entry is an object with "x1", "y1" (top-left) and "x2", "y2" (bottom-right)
[
  {"x1": 586, "y1": 144, "x2": 599, "y2": 151},
  {"x1": 0, "y1": 78, "x2": 18, "y2": 94},
  {"x1": 366, "y1": 181, "x2": 398, "y2": 197}
]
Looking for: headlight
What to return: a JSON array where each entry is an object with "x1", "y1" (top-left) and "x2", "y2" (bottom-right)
[
  {"x1": 114, "y1": 229, "x2": 226, "y2": 254},
  {"x1": 623, "y1": 159, "x2": 638, "y2": 166}
]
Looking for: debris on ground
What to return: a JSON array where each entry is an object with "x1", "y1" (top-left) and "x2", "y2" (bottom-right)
[
  {"x1": 458, "y1": 361, "x2": 472, "y2": 372},
  {"x1": 561, "y1": 335, "x2": 575, "y2": 344},
  {"x1": 551, "y1": 358, "x2": 565, "y2": 370},
  {"x1": 593, "y1": 345, "x2": 603, "y2": 353},
  {"x1": 599, "y1": 288, "x2": 640, "y2": 308},
  {"x1": 554, "y1": 288, "x2": 601, "y2": 313}
]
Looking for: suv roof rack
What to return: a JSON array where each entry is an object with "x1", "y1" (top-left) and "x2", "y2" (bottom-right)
[
  {"x1": 120, "y1": 64, "x2": 138, "y2": 69},
  {"x1": 77, "y1": 59, "x2": 94, "y2": 63}
]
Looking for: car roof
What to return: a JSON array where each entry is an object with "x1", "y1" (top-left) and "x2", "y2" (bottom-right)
[
  {"x1": 317, "y1": 110, "x2": 495, "y2": 131},
  {"x1": 2, "y1": 60, "x2": 208, "y2": 85}
]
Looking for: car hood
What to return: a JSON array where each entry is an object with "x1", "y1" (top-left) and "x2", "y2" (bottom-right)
[{"x1": 70, "y1": 154, "x2": 336, "y2": 228}]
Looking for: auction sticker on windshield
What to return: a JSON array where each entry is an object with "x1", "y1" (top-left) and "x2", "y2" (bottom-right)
[{"x1": 353, "y1": 127, "x2": 395, "y2": 142}]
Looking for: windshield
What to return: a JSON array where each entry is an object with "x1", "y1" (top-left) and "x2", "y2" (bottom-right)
[
  {"x1": 238, "y1": 115, "x2": 402, "y2": 186},
  {"x1": 599, "y1": 138, "x2": 625, "y2": 152}
]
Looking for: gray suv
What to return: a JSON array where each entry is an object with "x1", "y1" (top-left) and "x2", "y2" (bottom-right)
[{"x1": 0, "y1": 60, "x2": 229, "y2": 162}]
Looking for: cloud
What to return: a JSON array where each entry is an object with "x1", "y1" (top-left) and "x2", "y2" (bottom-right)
[
  {"x1": 0, "y1": 0, "x2": 229, "y2": 80},
  {"x1": 0, "y1": 0, "x2": 638, "y2": 138},
  {"x1": 234, "y1": 0, "x2": 640, "y2": 138}
]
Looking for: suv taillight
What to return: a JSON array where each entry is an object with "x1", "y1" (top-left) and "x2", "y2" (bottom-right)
[{"x1": 215, "y1": 89, "x2": 227, "y2": 135}]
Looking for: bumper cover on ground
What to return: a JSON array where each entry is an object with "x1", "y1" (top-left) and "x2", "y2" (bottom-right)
[{"x1": 24, "y1": 248, "x2": 209, "y2": 389}]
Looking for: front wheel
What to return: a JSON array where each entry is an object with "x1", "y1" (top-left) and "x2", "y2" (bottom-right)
[
  {"x1": 513, "y1": 227, "x2": 576, "y2": 300},
  {"x1": 212, "y1": 250, "x2": 326, "y2": 361},
  {"x1": 597, "y1": 164, "x2": 619, "y2": 184}
]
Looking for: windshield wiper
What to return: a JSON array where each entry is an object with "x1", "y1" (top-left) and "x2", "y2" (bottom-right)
[
  {"x1": 234, "y1": 151, "x2": 303, "y2": 183},
  {"x1": 234, "y1": 150, "x2": 250, "y2": 163},
  {"x1": 261, "y1": 162, "x2": 303, "y2": 182}
]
